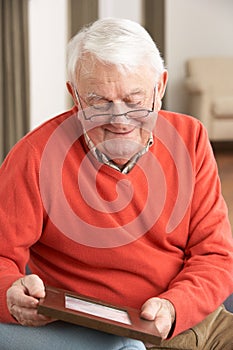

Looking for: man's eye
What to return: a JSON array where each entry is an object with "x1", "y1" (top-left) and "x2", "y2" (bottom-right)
[
  {"x1": 126, "y1": 101, "x2": 143, "y2": 108},
  {"x1": 92, "y1": 102, "x2": 112, "y2": 111}
]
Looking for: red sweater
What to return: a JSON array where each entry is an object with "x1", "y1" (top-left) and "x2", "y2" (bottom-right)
[{"x1": 0, "y1": 107, "x2": 233, "y2": 337}]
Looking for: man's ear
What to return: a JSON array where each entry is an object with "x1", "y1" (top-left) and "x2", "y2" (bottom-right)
[
  {"x1": 66, "y1": 81, "x2": 77, "y2": 103},
  {"x1": 157, "y1": 70, "x2": 168, "y2": 100}
]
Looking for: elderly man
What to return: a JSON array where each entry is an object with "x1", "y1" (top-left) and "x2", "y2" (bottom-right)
[{"x1": 0, "y1": 18, "x2": 233, "y2": 350}]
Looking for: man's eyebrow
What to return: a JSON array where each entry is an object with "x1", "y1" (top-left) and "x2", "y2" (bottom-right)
[
  {"x1": 128, "y1": 88, "x2": 145, "y2": 94},
  {"x1": 86, "y1": 89, "x2": 146, "y2": 100},
  {"x1": 86, "y1": 92, "x2": 105, "y2": 100},
  {"x1": 126, "y1": 89, "x2": 146, "y2": 97}
]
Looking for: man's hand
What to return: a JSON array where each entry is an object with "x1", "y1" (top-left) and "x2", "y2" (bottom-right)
[
  {"x1": 6, "y1": 274, "x2": 53, "y2": 326},
  {"x1": 140, "y1": 297, "x2": 175, "y2": 339}
]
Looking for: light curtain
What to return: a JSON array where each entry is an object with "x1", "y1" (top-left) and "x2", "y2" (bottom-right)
[{"x1": 0, "y1": 0, "x2": 29, "y2": 164}]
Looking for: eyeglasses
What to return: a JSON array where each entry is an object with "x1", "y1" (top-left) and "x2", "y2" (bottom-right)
[{"x1": 73, "y1": 86, "x2": 156, "y2": 123}]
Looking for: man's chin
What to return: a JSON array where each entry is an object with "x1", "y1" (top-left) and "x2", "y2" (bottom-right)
[{"x1": 102, "y1": 139, "x2": 143, "y2": 162}]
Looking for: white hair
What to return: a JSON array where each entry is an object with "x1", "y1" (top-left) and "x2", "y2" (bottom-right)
[{"x1": 67, "y1": 17, "x2": 165, "y2": 84}]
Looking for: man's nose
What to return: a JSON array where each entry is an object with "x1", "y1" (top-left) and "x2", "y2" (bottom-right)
[
  {"x1": 110, "y1": 103, "x2": 130, "y2": 124},
  {"x1": 110, "y1": 113, "x2": 131, "y2": 125}
]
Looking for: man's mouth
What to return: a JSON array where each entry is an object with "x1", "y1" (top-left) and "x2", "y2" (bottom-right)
[{"x1": 105, "y1": 127, "x2": 136, "y2": 138}]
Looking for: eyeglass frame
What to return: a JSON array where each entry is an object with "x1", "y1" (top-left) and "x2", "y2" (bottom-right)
[{"x1": 73, "y1": 85, "x2": 157, "y2": 123}]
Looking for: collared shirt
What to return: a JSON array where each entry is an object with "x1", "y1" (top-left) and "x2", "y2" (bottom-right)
[{"x1": 84, "y1": 131, "x2": 154, "y2": 174}]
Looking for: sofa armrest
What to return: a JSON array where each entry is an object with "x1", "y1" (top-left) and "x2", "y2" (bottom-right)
[{"x1": 184, "y1": 77, "x2": 206, "y2": 94}]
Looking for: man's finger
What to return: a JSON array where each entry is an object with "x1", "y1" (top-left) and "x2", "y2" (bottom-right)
[
  {"x1": 21, "y1": 274, "x2": 46, "y2": 298},
  {"x1": 140, "y1": 298, "x2": 161, "y2": 320},
  {"x1": 140, "y1": 297, "x2": 175, "y2": 339}
]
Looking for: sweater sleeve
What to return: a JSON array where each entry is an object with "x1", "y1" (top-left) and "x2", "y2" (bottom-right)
[
  {"x1": 159, "y1": 123, "x2": 233, "y2": 337},
  {"x1": 0, "y1": 139, "x2": 43, "y2": 323}
]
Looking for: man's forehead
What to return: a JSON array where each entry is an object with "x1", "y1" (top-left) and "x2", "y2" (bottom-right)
[
  {"x1": 76, "y1": 54, "x2": 153, "y2": 82},
  {"x1": 77, "y1": 68, "x2": 152, "y2": 96},
  {"x1": 75, "y1": 54, "x2": 157, "y2": 100}
]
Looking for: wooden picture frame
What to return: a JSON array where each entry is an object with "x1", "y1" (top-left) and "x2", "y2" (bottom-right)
[{"x1": 38, "y1": 285, "x2": 161, "y2": 345}]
